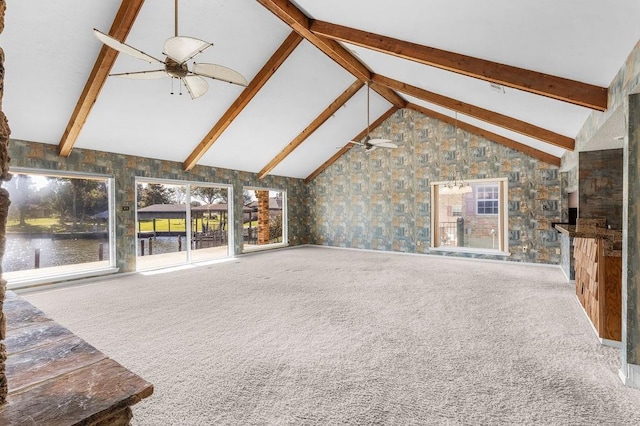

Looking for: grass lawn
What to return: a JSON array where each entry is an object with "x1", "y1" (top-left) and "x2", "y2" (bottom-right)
[
  {"x1": 7, "y1": 218, "x2": 104, "y2": 233},
  {"x1": 138, "y1": 219, "x2": 226, "y2": 233}
]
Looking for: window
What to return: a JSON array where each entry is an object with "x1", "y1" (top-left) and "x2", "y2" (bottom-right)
[
  {"x1": 431, "y1": 178, "x2": 508, "y2": 253},
  {"x1": 476, "y1": 185, "x2": 499, "y2": 215},
  {"x1": 3, "y1": 169, "x2": 115, "y2": 287},
  {"x1": 242, "y1": 188, "x2": 287, "y2": 251}
]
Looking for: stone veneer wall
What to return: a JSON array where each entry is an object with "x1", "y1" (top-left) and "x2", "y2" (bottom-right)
[
  {"x1": 309, "y1": 109, "x2": 563, "y2": 264},
  {"x1": 8, "y1": 140, "x2": 311, "y2": 272},
  {"x1": 0, "y1": 0, "x2": 7, "y2": 404},
  {"x1": 578, "y1": 149, "x2": 624, "y2": 230},
  {"x1": 627, "y1": 93, "x2": 640, "y2": 367}
]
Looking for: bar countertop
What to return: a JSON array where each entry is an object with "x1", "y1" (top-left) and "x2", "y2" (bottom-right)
[{"x1": 555, "y1": 224, "x2": 622, "y2": 257}]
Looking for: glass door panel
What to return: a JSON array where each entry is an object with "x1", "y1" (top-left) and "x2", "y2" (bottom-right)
[
  {"x1": 190, "y1": 185, "x2": 230, "y2": 263},
  {"x1": 136, "y1": 181, "x2": 188, "y2": 270}
]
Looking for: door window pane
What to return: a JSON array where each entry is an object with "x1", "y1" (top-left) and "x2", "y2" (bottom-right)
[
  {"x1": 136, "y1": 181, "x2": 187, "y2": 270},
  {"x1": 190, "y1": 185, "x2": 230, "y2": 262}
]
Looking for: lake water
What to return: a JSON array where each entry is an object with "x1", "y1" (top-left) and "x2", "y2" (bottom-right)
[
  {"x1": 2, "y1": 234, "x2": 193, "y2": 272},
  {"x1": 3, "y1": 234, "x2": 110, "y2": 272},
  {"x1": 2, "y1": 235, "x2": 222, "y2": 272}
]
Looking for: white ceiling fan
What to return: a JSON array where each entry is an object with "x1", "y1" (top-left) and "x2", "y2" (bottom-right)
[
  {"x1": 93, "y1": 0, "x2": 248, "y2": 99},
  {"x1": 347, "y1": 82, "x2": 397, "y2": 152}
]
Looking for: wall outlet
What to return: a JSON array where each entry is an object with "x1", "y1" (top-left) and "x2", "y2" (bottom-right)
[
  {"x1": 522, "y1": 245, "x2": 528, "y2": 253},
  {"x1": 556, "y1": 248, "x2": 561, "y2": 255}
]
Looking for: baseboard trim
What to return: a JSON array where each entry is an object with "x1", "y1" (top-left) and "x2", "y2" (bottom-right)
[
  {"x1": 560, "y1": 266, "x2": 575, "y2": 284},
  {"x1": 620, "y1": 363, "x2": 640, "y2": 388},
  {"x1": 310, "y1": 243, "x2": 563, "y2": 270}
]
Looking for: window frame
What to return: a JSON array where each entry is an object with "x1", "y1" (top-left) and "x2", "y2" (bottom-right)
[
  {"x1": 430, "y1": 177, "x2": 509, "y2": 255},
  {"x1": 135, "y1": 177, "x2": 234, "y2": 271},
  {"x1": 5, "y1": 167, "x2": 118, "y2": 289},
  {"x1": 476, "y1": 184, "x2": 500, "y2": 216},
  {"x1": 242, "y1": 186, "x2": 288, "y2": 252}
]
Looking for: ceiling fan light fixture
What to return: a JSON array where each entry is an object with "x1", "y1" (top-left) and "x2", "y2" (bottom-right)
[
  {"x1": 164, "y1": 36, "x2": 212, "y2": 64},
  {"x1": 93, "y1": 0, "x2": 247, "y2": 100},
  {"x1": 346, "y1": 83, "x2": 396, "y2": 152}
]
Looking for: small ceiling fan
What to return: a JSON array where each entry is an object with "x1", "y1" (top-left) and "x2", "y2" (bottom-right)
[
  {"x1": 347, "y1": 82, "x2": 397, "y2": 152},
  {"x1": 93, "y1": 0, "x2": 248, "y2": 99}
]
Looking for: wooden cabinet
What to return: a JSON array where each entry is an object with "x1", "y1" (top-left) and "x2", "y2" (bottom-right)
[{"x1": 574, "y1": 237, "x2": 622, "y2": 343}]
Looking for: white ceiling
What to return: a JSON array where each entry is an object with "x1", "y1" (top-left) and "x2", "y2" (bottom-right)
[{"x1": 3, "y1": 0, "x2": 640, "y2": 180}]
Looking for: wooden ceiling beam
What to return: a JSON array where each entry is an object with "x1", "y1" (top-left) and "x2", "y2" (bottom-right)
[
  {"x1": 373, "y1": 74, "x2": 574, "y2": 151},
  {"x1": 58, "y1": 0, "x2": 145, "y2": 157},
  {"x1": 258, "y1": 80, "x2": 364, "y2": 180},
  {"x1": 304, "y1": 106, "x2": 399, "y2": 184},
  {"x1": 407, "y1": 103, "x2": 561, "y2": 166},
  {"x1": 183, "y1": 31, "x2": 303, "y2": 171},
  {"x1": 257, "y1": 0, "x2": 369, "y2": 81},
  {"x1": 256, "y1": 0, "x2": 406, "y2": 108},
  {"x1": 310, "y1": 20, "x2": 608, "y2": 111}
]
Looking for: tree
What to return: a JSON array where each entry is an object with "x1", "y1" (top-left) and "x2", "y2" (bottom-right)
[
  {"x1": 269, "y1": 213, "x2": 283, "y2": 242},
  {"x1": 243, "y1": 190, "x2": 254, "y2": 206},
  {"x1": 137, "y1": 183, "x2": 175, "y2": 207},
  {"x1": 46, "y1": 178, "x2": 72, "y2": 225},
  {"x1": 42, "y1": 177, "x2": 106, "y2": 230},
  {"x1": 6, "y1": 174, "x2": 34, "y2": 226},
  {"x1": 193, "y1": 187, "x2": 227, "y2": 205},
  {"x1": 69, "y1": 179, "x2": 103, "y2": 229}
]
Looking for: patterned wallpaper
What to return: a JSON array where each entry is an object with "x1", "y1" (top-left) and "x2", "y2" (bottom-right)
[
  {"x1": 8, "y1": 140, "x2": 311, "y2": 272},
  {"x1": 309, "y1": 109, "x2": 564, "y2": 264}
]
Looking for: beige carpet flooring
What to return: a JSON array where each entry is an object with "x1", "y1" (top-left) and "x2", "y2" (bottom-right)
[{"x1": 22, "y1": 246, "x2": 640, "y2": 425}]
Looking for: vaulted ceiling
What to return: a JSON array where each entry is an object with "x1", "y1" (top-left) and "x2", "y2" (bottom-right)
[{"x1": 4, "y1": 1, "x2": 640, "y2": 181}]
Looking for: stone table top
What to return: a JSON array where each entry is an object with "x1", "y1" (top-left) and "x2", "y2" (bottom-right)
[
  {"x1": 0, "y1": 291, "x2": 153, "y2": 425},
  {"x1": 555, "y1": 224, "x2": 623, "y2": 257}
]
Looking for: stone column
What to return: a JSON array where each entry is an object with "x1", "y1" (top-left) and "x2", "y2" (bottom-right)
[
  {"x1": 622, "y1": 92, "x2": 640, "y2": 387},
  {"x1": 257, "y1": 190, "x2": 270, "y2": 245},
  {"x1": 0, "y1": 0, "x2": 9, "y2": 403}
]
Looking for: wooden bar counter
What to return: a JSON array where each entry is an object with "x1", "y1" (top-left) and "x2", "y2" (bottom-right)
[
  {"x1": 0, "y1": 291, "x2": 153, "y2": 425},
  {"x1": 555, "y1": 224, "x2": 622, "y2": 345}
]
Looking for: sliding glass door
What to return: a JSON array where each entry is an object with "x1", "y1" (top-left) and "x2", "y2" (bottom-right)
[{"x1": 136, "y1": 179, "x2": 231, "y2": 271}]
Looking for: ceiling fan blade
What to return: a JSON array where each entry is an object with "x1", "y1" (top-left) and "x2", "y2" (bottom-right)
[
  {"x1": 192, "y1": 63, "x2": 248, "y2": 87},
  {"x1": 369, "y1": 140, "x2": 398, "y2": 149},
  {"x1": 110, "y1": 70, "x2": 169, "y2": 79},
  {"x1": 164, "y1": 36, "x2": 212, "y2": 64},
  {"x1": 347, "y1": 140, "x2": 364, "y2": 146},
  {"x1": 374, "y1": 142, "x2": 398, "y2": 149},
  {"x1": 183, "y1": 75, "x2": 209, "y2": 99},
  {"x1": 368, "y1": 138, "x2": 393, "y2": 146},
  {"x1": 94, "y1": 29, "x2": 163, "y2": 64}
]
